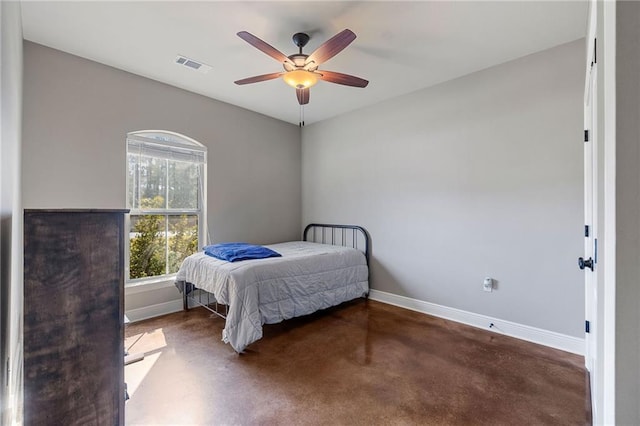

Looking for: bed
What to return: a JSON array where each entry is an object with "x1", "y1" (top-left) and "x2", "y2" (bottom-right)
[{"x1": 175, "y1": 223, "x2": 370, "y2": 353}]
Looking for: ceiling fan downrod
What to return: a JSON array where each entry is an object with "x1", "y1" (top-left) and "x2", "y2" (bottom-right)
[{"x1": 292, "y1": 32, "x2": 310, "y2": 55}]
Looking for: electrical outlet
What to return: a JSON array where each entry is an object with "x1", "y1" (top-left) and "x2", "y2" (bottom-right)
[{"x1": 483, "y1": 277, "x2": 493, "y2": 292}]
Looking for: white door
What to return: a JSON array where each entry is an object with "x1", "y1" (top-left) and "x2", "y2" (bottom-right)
[{"x1": 582, "y1": 36, "x2": 597, "y2": 381}]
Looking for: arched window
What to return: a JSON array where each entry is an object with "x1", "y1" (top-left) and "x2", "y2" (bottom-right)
[{"x1": 126, "y1": 131, "x2": 207, "y2": 283}]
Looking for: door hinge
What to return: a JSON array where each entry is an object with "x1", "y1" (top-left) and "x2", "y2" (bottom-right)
[
  {"x1": 584, "y1": 129, "x2": 589, "y2": 142},
  {"x1": 585, "y1": 225, "x2": 589, "y2": 237},
  {"x1": 585, "y1": 320, "x2": 591, "y2": 333},
  {"x1": 594, "y1": 38, "x2": 597, "y2": 64}
]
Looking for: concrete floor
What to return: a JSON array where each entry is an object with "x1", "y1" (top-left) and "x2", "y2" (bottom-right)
[{"x1": 125, "y1": 299, "x2": 590, "y2": 425}]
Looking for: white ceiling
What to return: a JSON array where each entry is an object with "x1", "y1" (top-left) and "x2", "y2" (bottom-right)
[{"x1": 21, "y1": 1, "x2": 588, "y2": 125}]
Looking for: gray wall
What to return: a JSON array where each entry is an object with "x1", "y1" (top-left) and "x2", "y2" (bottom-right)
[
  {"x1": 22, "y1": 42, "x2": 302, "y2": 311},
  {"x1": 302, "y1": 40, "x2": 585, "y2": 337},
  {"x1": 615, "y1": 2, "x2": 640, "y2": 423},
  {"x1": 0, "y1": 1, "x2": 24, "y2": 423}
]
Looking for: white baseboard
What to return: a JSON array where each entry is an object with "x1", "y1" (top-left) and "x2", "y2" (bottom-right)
[
  {"x1": 124, "y1": 290, "x2": 584, "y2": 355},
  {"x1": 125, "y1": 299, "x2": 184, "y2": 323},
  {"x1": 368, "y1": 289, "x2": 584, "y2": 355}
]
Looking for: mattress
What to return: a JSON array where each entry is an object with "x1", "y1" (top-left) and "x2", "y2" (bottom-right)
[{"x1": 176, "y1": 241, "x2": 369, "y2": 352}]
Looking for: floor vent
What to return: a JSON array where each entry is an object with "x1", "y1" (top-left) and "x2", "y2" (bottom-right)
[{"x1": 175, "y1": 55, "x2": 212, "y2": 74}]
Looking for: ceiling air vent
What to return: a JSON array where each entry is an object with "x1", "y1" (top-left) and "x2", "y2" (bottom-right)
[{"x1": 175, "y1": 55, "x2": 212, "y2": 74}]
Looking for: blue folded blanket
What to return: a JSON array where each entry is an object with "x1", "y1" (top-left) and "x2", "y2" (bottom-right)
[{"x1": 203, "y1": 242, "x2": 282, "y2": 262}]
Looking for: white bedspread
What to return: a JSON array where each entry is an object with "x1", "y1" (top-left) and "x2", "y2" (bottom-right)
[{"x1": 176, "y1": 241, "x2": 369, "y2": 352}]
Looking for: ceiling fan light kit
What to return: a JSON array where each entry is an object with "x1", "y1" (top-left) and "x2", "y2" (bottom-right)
[
  {"x1": 282, "y1": 69, "x2": 318, "y2": 89},
  {"x1": 234, "y1": 28, "x2": 368, "y2": 112}
]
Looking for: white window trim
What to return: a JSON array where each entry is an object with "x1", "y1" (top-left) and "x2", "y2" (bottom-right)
[
  {"x1": 125, "y1": 276, "x2": 177, "y2": 295},
  {"x1": 125, "y1": 130, "x2": 207, "y2": 288}
]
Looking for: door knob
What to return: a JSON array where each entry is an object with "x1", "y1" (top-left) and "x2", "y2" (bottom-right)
[{"x1": 578, "y1": 257, "x2": 594, "y2": 271}]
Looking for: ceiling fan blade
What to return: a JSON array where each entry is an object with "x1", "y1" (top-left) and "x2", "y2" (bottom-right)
[
  {"x1": 296, "y1": 88, "x2": 310, "y2": 105},
  {"x1": 306, "y1": 29, "x2": 356, "y2": 66},
  {"x1": 317, "y1": 70, "x2": 369, "y2": 88},
  {"x1": 237, "y1": 31, "x2": 294, "y2": 66},
  {"x1": 234, "y1": 72, "x2": 284, "y2": 85}
]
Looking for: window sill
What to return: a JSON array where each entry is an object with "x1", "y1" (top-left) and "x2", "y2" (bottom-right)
[{"x1": 125, "y1": 275, "x2": 177, "y2": 295}]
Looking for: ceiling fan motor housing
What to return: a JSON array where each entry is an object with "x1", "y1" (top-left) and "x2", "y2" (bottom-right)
[{"x1": 284, "y1": 54, "x2": 309, "y2": 71}]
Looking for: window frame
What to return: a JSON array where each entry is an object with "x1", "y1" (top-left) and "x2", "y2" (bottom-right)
[{"x1": 125, "y1": 130, "x2": 207, "y2": 287}]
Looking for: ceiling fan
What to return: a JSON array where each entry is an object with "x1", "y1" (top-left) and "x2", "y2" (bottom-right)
[{"x1": 234, "y1": 29, "x2": 369, "y2": 107}]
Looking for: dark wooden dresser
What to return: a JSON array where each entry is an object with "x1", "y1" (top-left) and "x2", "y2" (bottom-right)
[{"x1": 24, "y1": 209, "x2": 128, "y2": 425}]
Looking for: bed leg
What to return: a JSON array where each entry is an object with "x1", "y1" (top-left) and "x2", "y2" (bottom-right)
[{"x1": 183, "y1": 282, "x2": 189, "y2": 311}]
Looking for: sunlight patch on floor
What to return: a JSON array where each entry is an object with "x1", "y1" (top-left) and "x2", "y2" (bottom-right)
[
  {"x1": 126, "y1": 328, "x2": 167, "y2": 353},
  {"x1": 124, "y1": 328, "x2": 167, "y2": 399},
  {"x1": 125, "y1": 352, "x2": 161, "y2": 398}
]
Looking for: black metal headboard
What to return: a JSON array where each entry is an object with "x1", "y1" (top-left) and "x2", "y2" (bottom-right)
[{"x1": 303, "y1": 223, "x2": 370, "y2": 266}]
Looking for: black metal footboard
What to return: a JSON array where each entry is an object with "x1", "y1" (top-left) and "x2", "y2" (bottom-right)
[{"x1": 177, "y1": 280, "x2": 228, "y2": 318}]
